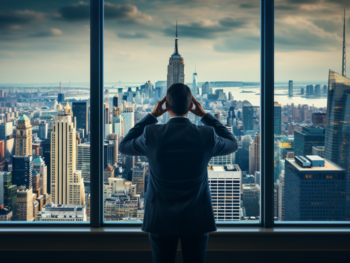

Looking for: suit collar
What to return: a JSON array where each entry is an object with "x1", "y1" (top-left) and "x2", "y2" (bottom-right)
[{"x1": 167, "y1": 117, "x2": 192, "y2": 124}]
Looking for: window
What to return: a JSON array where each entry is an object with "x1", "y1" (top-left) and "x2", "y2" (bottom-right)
[
  {"x1": 0, "y1": 0, "x2": 90, "y2": 222},
  {"x1": 274, "y1": 0, "x2": 349, "y2": 222},
  {"x1": 103, "y1": 0, "x2": 261, "y2": 223}
]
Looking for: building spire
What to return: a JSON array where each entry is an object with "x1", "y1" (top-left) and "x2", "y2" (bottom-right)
[
  {"x1": 174, "y1": 20, "x2": 179, "y2": 55},
  {"x1": 342, "y1": 9, "x2": 346, "y2": 77}
]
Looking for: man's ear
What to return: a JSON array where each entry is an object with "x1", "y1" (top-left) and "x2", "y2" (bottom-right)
[
  {"x1": 189, "y1": 101, "x2": 193, "y2": 110},
  {"x1": 165, "y1": 101, "x2": 171, "y2": 111}
]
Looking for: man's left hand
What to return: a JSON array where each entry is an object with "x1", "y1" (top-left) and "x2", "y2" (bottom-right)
[{"x1": 151, "y1": 96, "x2": 168, "y2": 118}]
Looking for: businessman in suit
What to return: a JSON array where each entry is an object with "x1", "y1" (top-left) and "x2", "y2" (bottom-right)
[{"x1": 119, "y1": 83, "x2": 238, "y2": 263}]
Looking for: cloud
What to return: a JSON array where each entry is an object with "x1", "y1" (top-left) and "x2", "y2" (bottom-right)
[
  {"x1": 59, "y1": 1, "x2": 152, "y2": 24},
  {"x1": 164, "y1": 21, "x2": 232, "y2": 39},
  {"x1": 219, "y1": 18, "x2": 247, "y2": 28},
  {"x1": 313, "y1": 20, "x2": 340, "y2": 33},
  {"x1": 117, "y1": 32, "x2": 149, "y2": 39},
  {"x1": 29, "y1": 28, "x2": 63, "y2": 37},
  {"x1": 214, "y1": 36, "x2": 260, "y2": 53},
  {"x1": 239, "y1": 4, "x2": 258, "y2": 9},
  {"x1": 0, "y1": 10, "x2": 45, "y2": 28}
]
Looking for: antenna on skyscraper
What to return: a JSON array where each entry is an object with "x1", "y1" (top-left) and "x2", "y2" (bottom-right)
[
  {"x1": 342, "y1": 9, "x2": 346, "y2": 77},
  {"x1": 176, "y1": 20, "x2": 178, "y2": 38}
]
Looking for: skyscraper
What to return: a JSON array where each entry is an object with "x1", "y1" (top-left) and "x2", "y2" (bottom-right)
[
  {"x1": 77, "y1": 142, "x2": 91, "y2": 193},
  {"x1": 274, "y1": 102, "x2": 282, "y2": 135},
  {"x1": 72, "y1": 101, "x2": 89, "y2": 139},
  {"x1": 294, "y1": 126, "x2": 325, "y2": 157},
  {"x1": 324, "y1": 70, "x2": 350, "y2": 219},
  {"x1": 242, "y1": 100, "x2": 254, "y2": 133},
  {"x1": 288, "y1": 80, "x2": 293, "y2": 97},
  {"x1": 51, "y1": 101, "x2": 85, "y2": 205},
  {"x1": 104, "y1": 90, "x2": 110, "y2": 125},
  {"x1": 202, "y1": 82, "x2": 210, "y2": 95},
  {"x1": 132, "y1": 162, "x2": 147, "y2": 198},
  {"x1": 121, "y1": 106, "x2": 134, "y2": 136},
  {"x1": 192, "y1": 67, "x2": 198, "y2": 95},
  {"x1": 167, "y1": 22, "x2": 185, "y2": 89},
  {"x1": 0, "y1": 122, "x2": 13, "y2": 140},
  {"x1": 15, "y1": 115, "x2": 32, "y2": 157},
  {"x1": 38, "y1": 121, "x2": 48, "y2": 140},
  {"x1": 33, "y1": 157, "x2": 47, "y2": 195}
]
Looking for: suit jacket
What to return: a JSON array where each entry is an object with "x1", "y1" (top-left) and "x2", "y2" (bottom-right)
[{"x1": 119, "y1": 113, "x2": 238, "y2": 235}]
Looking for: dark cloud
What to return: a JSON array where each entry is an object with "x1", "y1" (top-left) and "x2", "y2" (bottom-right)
[
  {"x1": 58, "y1": 2, "x2": 152, "y2": 24},
  {"x1": 164, "y1": 22, "x2": 232, "y2": 39},
  {"x1": 29, "y1": 28, "x2": 63, "y2": 38},
  {"x1": 0, "y1": 10, "x2": 44, "y2": 28},
  {"x1": 324, "y1": 0, "x2": 350, "y2": 7},
  {"x1": 219, "y1": 18, "x2": 247, "y2": 28},
  {"x1": 117, "y1": 32, "x2": 149, "y2": 39},
  {"x1": 239, "y1": 4, "x2": 258, "y2": 9}
]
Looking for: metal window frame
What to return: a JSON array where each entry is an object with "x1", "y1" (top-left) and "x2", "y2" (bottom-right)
[{"x1": 1, "y1": 0, "x2": 350, "y2": 229}]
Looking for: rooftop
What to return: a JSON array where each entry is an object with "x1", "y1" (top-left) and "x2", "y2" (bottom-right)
[
  {"x1": 286, "y1": 158, "x2": 344, "y2": 172},
  {"x1": 19, "y1": 115, "x2": 29, "y2": 121}
]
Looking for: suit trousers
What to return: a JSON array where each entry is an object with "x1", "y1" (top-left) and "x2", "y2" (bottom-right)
[{"x1": 148, "y1": 232, "x2": 209, "y2": 263}]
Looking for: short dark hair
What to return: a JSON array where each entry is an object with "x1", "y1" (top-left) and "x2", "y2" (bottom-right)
[{"x1": 166, "y1": 83, "x2": 192, "y2": 115}]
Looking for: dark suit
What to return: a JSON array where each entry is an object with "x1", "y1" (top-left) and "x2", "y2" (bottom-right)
[{"x1": 119, "y1": 113, "x2": 238, "y2": 262}]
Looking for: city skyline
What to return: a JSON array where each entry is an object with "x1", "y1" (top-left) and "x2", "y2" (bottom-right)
[{"x1": 0, "y1": 1, "x2": 349, "y2": 83}]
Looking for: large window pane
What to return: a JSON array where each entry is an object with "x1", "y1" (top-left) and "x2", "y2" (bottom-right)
[
  {"x1": 104, "y1": 1, "x2": 261, "y2": 223},
  {"x1": 0, "y1": 1, "x2": 90, "y2": 222},
  {"x1": 274, "y1": 1, "x2": 350, "y2": 222}
]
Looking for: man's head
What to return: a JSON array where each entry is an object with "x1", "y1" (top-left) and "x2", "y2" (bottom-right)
[{"x1": 166, "y1": 83, "x2": 193, "y2": 116}]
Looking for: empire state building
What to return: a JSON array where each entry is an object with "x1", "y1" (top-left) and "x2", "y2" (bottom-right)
[{"x1": 167, "y1": 22, "x2": 185, "y2": 89}]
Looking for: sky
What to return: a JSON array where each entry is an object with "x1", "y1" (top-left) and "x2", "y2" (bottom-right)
[{"x1": 0, "y1": 0, "x2": 349, "y2": 85}]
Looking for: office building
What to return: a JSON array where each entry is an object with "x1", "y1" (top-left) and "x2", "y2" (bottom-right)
[
  {"x1": 277, "y1": 171, "x2": 285, "y2": 221},
  {"x1": 208, "y1": 165, "x2": 241, "y2": 221},
  {"x1": 16, "y1": 186, "x2": 34, "y2": 221},
  {"x1": 113, "y1": 95, "x2": 118, "y2": 108},
  {"x1": 274, "y1": 102, "x2": 282, "y2": 135},
  {"x1": 72, "y1": 101, "x2": 89, "y2": 138},
  {"x1": 77, "y1": 142, "x2": 91, "y2": 187},
  {"x1": 284, "y1": 156, "x2": 346, "y2": 221},
  {"x1": 12, "y1": 156, "x2": 32, "y2": 189},
  {"x1": 36, "y1": 203, "x2": 86, "y2": 221},
  {"x1": 0, "y1": 205, "x2": 12, "y2": 221},
  {"x1": 242, "y1": 101, "x2": 254, "y2": 133},
  {"x1": 202, "y1": 82, "x2": 210, "y2": 95},
  {"x1": 324, "y1": 70, "x2": 350, "y2": 219},
  {"x1": 57, "y1": 93, "x2": 65, "y2": 104},
  {"x1": 312, "y1": 113, "x2": 326, "y2": 127},
  {"x1": 38, "y1": 121, "x2": 48, "y2": 140},
  {"x1": 33, "y1": 157, "x2": 47, "y2": 195},
  {"x1": 0, "y1": 122, "x2": 13, "y2": 140},
  {"x1": 131, "y1": 162, "x2": 147, "y2": 198},
  {"x1": 192, "y1": 70, "x2": 198, "y2": 95},
  {"x1": 15, "y1": 114, "x2": 32, "y2": 157},
  {"x1": 104, "y1": 90, "x2": 110, "y2": 125},
  {"x1": 51, "y1": 101, "x2": 85, "y2": 205},
  {"x1": 312, "y1": 146, "x2": 325, "y2": 158},
  {"x1": 242, "y1": 183, "x2": 260, "y2": 217},
  {"x1": 288, "y1": 80, "x2": 293, "y2": 97},
  {"x1": 0, "y1": 172, "x2": 17, "y2": 213},
  {"x1": 167, "y1": 22, "x2": 185, "y2": 90},
  {"x1": 121, "y1": 106, "x2": 134, "y2": 136},
  {"x1": 210, "y1": 126, "x2": 234, "y2": 166},
  {"x1": 294, "y1": 126, "x2": 325, "y2": 156},
  {"x1": 41, "y1": 138, "x2": 51, "y2": 194}
]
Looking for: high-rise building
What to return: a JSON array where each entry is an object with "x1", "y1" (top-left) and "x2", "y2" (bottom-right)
[
  {"x1": 15, "y1": 115, "x2": 32, "y2": 157},
  {"x1": 312, "y1": 146, "x2": 325, "y2": 158},
  {"x1": 210, "y1": 126, "x2": 234, "y2": 166},
  {"x1": 242, "y1": 183, "x2": 260, "y2": 217},
  {"x1": 324, "y1": 70, "x2": 350, "y2": 219},
  {"x1": 312, "y1": 113, "x2": 326, "y2": 127},
  {"x1": 277, "y1": 171, "x2": 285, "y2": 221},
  {"x1": 51, "y1": 101, "x2": 85, "y2": 205},
  {"x1": 294, "y1": 126, "x2": 325, "y2": 157},
  {"x1": 288, "y1": 80, "x2": 293, "y2": 97},
  {"x1": 274, "y1": 102, "x2": 282, "y2": 135},
  {"x1": 104, "y1": 90, "x2": 110, "y2": 125},
  {"x1": 0, "y1": 122, "x2": 13, "y2": 140},
  {"x1": 242, "y1": 101, "x2": 254, "y2": 133},
  {"x1": 33, "y1": 157, "x2": 47, "y2": 195},
  {"x1": 167, "y1": 22, "x2": 185, "y2": 89},
  {"x1": 72, "y1": 101, "x2": 89, "y2": 139},
  {"x1": 38, "y1": 121, "x2": 48, "y2": 140},
  {"x1": 57, "y1": 93, "x2": 65, "y2": 105},
  {"x1": 192, "y1": 70, "x2": 198, "y2": 95},
  {"x1": 208, "y1": 165, "x2": 242, "y2": 221},
  {"x1": 202, "y1": 82, "x2": 210, "y2": 95},
  {"x1": 16, "y1": 186, "x2": 34, "y2": 221},
  {"x1": 77, "y1": 142, "x2": 90, "y2": 190},
  {"x1": 113, "y1": 95, "x2": 118, "y2": 108},
  {"x1": 0, "y1": 172, "x2": 17, "y2": 213},
  {"x1": 12, "y1": 156, "x2": 32, "y2": 189},
  {"x1": 132, "y1": 162, "x2": 147, "y2": 198},
  {"x1": 284, "y1": 156, "x2": 346, "y2": 221},
  {"x1": 121, "y1": 106, "x2": 134, "y2": 136}
]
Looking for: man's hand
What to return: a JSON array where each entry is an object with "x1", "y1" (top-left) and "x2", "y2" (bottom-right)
[
  {"x1": 151, "y1": 96, "x2": 168, "y2": 118},
  {"x1": 190, "y1": 95, "x2": 207, "y2": 118}
]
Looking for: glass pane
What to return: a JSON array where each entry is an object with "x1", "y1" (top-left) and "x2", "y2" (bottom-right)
[
  {"x1": 274, "y1": 1, "x2": 349, "y2": 222},
  {"x1": 104, "y1": 1, "x2": 260, "y2": 223},
  {"x1": 0, "y1": 1, "x2": 90, "y2": 222}
]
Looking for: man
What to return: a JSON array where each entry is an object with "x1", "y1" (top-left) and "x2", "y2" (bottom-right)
[{"x1": 119, "y1": 83, "x2": 238, "y2": 263}]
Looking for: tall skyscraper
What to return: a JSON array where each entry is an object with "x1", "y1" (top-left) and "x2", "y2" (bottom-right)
[
  {"x1": 104, "y1": 90, "x2": 110, "y2": 125},
  {"x1": 121, "y1": 105, "x2": 134, "y2": 136},
  {"x1": 77, "y1": 142, "x2": 91, "y2": 193},
  {"x1": 284, "y1": 156, "x2": 346, "y2": 221},
  {"x1": 132, "y1": 162, "x2": 147, "y2": 198},
  {"x1": 288, "y1": 80, "x2": 293, "y2": 97},
  {"x1": 324, "y1": 70, "x2": 350, "y2": 219},
  {"x1": 15, "y1": 115, "x2": 32, "y2": 157},
  {"x1": 202, "y1": 82, "x2": 210, "y2": 95},
  {"x1": 38, "y1": 121, "x2": 48, "y2": 140},
  {"x1": 51, "y1": 101, "x2": 85, "y2": 205},
  {"x1": 72, "y1": 101, "x2": 89, "y2": 139},
  {"x1": 208, "y1": 165, "x2": 242, "y2": 221},
  {"x1": 192, "y1": 67, "x2": 198, "y2": 95},
  {"x1": 274, "y1": 102, "x2": 282, "y2": 135},
  {"x1": 113, "y1": 94, "x2": 118, "y2": 108},
  {"x1": 33, "y1": 157, "x2": 47, "y2": 195},
  {"x1": 16, "y1": 186, "x2": 34, "y2": 221},
  {"x1": 167, "y1": 22, "x2": 185, "y2": 89},
  {"x1": 294, "y1": 126, "x2": 325, "y2": 157},
  {"x1": 242, "y1": 100, "x2": 254, "y2": 133},
  {"x1": 210, "y1": 126, "x2": 234, "y2": 166}
]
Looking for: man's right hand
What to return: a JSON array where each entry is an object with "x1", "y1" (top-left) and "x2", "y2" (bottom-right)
[{"x1": 190, "y1": 95, "x2": 207, "y2": 118}]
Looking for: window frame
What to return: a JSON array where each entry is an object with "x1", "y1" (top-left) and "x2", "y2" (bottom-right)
[{"x1": 0, "y1": 0, "x2": 349, "y2": 229}]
